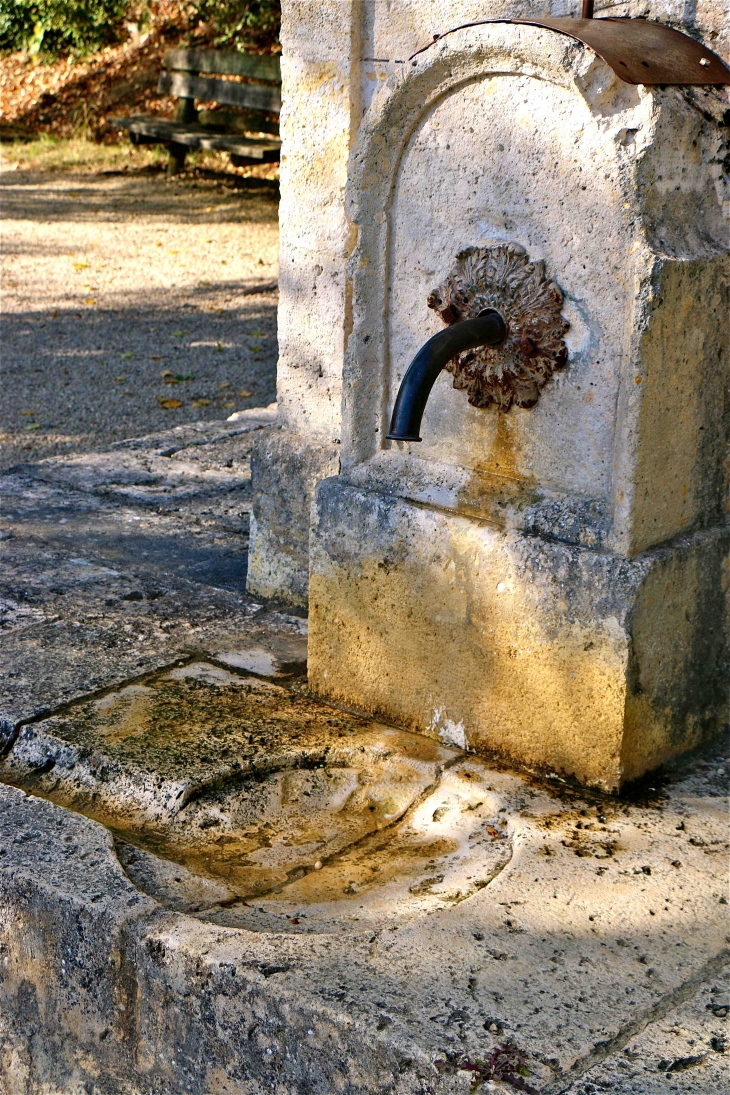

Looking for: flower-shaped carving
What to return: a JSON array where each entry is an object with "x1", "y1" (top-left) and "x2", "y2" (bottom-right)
[{"x1": 427, "y1": 244, "x2": 570, "y2": 411}]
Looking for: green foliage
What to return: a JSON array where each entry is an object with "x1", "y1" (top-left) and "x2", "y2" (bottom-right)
[
  {"x1": 0, "y1": 0, "x2": 130, "y2": 56},
  {"x1": 0, "y1": 0, "x2": 280, "y2": 59},
  {"x1": 188, "y1": 0, "x2": 280, "y2": 51}
]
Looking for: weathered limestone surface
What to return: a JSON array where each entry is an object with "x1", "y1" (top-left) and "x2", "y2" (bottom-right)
[
  {"x1": 309, "y1": 479, "x2": 729, "y2": 790},
  {"x1": 0, "y1": 726, "x2": 727, "y2": 1093},
  {"x1": 308, "y1": 20, "x2": 730, "y2": 787},
  {"x1": 247, "y1": 429, "x2": 340, "y2": 604},
  {"x1": 245, "y1": 0, "x2": 357, "y2": 604}
]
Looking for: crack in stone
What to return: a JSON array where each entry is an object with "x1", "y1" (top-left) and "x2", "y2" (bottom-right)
[{"x1": 544, "y1": 950, "x2": 730, "y2": 1093}]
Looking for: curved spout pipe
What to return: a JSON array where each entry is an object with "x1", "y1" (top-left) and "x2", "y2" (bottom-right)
[{"x1": 386, "y1": 310, "x2": 506, "y2": 442}]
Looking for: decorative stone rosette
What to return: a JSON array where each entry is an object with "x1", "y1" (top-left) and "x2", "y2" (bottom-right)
[{"x1": 427, "y1": 244, "x2": 570, "y2": 411}]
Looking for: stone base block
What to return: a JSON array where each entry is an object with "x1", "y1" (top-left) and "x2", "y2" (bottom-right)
[
  {"x1": 309, "y1": 478, "x2": 729, "y2": 791},
  {"x1": 247, "y1": 430, "x2": 340, "y2": 606}
]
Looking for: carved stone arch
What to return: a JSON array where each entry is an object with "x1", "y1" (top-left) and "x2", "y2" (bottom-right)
[{"x1": 341, "y1": 21, "x2": 640, "y2": 468}]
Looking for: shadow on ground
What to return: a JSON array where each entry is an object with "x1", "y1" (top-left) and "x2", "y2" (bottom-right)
[
  {"x1": 1, "y1": 299, "x2": 277, "y2": 467},
  {"x1": 1, "y1": 167, "x2": 280, "y2": 225},
  {"x1": 1, "y1": 165, "x2": 279, "y2": 466}
]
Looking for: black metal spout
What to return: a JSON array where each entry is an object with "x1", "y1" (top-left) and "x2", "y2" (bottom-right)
[{"x1": 386, "y1": 310, "x2": 506, "y2": 442}]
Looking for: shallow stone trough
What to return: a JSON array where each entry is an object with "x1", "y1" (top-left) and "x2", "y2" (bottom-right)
[
  {"x1": 0, "y1": 661, "x2": 516, "y2": 931},
  {"x1": 0, "y1": 648, "x2": 727, "y2": 1092}
]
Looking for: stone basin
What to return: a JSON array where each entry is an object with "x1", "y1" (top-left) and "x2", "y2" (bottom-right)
[
  {"x1": 0, "y1": 656, "x2": 727, "y2": 1092},
  {"x1": 0, "y1": 662, "x2": 513, "y2": 931}
]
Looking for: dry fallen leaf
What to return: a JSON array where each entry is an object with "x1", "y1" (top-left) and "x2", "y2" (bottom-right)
[
  {"x1": 191, "y1": 398, "x2": 211, "y2": 407},
  {"x1": 223, "y1": 401, "x2": 235, "y2": 409},
  {"x1": 239, "y1": 389, "x2": 253, "y2": 398},
  {"x1": 218, "y1": 381, "x2": 229, "y2": 389},
  {"x1": 84, "y1": 298, "x2": 96, "y2": 306},
  {"x1": 158, "y1": 397, "x2": 183, "y2": 409},
  {"x1": 73, "y1": 261, "x2": 89, "y2": 271},
  {"x1": 161, "y1": 370, "x2": 194, "y2": 384},
  {"x1": 21, "y1": 410, "x2": 35, "y2": 417},
  {"x1": 150, "y1": 355, "x2": 163, "y2": 361},
  {"x1": 113, "y1": 376, "x2": 126, "y2": 382}
]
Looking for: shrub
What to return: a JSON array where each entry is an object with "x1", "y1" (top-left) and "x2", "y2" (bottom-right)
[
  {"x1": 0, "y1": 0, "x2": 280, "y2": 58},
  {"x1": 0, "y1": 0, "x2": 131, "y2": 56},
  {"x1": 187, "y1": 0, "x2": 280, "y2": 51}
]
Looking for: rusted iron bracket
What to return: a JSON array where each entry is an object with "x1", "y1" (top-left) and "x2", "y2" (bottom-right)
[{"x1": 411, "y1": 18, "x2": 730, "y2": 86}]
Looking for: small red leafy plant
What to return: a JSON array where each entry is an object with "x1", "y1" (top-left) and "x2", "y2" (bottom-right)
[{"x1": 460, "y1": 1044, "x2": 539, "y2": 1093}]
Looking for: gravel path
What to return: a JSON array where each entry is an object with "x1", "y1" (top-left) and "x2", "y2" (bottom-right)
[{"x1": 1, "y1": 166, "x2": 279, "y2": 469}]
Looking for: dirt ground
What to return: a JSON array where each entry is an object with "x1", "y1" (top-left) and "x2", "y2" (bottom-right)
[{"x1": 0, "y1": 160, "x2": 279, "y2": 469}]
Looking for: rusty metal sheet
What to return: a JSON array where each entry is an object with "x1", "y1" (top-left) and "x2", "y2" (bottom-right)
[{"x1": 411, "y1": 18, "x2": 730, "y2": 86}]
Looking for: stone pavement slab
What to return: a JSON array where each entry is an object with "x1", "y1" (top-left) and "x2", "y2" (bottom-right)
[{"x1": 0, "y1": 411, "x2": 301, "y2": 737}]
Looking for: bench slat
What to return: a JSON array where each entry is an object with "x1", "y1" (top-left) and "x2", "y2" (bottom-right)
[
  {"x1": 197, "y1": 132, "x2": 280, "y2": 157},
  {"x1": 110, "y1": 115, "x2": 281, "y2": 160},
  {"x1": 157, "y1": 71, "x2": 281, "y2": 114},
  {"x1": 164, "y1": 48, "x2": 281, "y2": 84}
]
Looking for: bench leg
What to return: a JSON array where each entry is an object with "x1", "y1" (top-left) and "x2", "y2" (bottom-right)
[
  {"x1": 167, "y1": 143, "x2": 187, "y2": 175},
  {"x1": 175, "y1": 96, "x2": 198, "y2": 125}
]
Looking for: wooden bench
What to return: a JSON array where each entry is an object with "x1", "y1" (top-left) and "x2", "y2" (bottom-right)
[{"x1": 111, "y1": 48, "x2": 281, "y2": 174}]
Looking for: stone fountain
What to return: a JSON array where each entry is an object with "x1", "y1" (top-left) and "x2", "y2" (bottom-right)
[
  {"x1": 250, "y1": 3, "x2": 730, "y2": 793},
  {"x1": 0, "y1": 4, "x2": 728, "y2": 1092}
]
